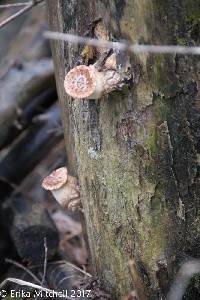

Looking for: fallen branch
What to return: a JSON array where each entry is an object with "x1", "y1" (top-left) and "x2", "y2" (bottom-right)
[
  {"x1": 5, "y1": 258, "x2": 41, "y2": 285},
  {"x1": 0, "y1": 104, "x2": 61, "y2": 190},
  {"x1": 3, "y1": 86, "x2": 57, "y2": 149},
  {"x1": 0, "y1": 277, "x2": 52, "y2": 293},
  {"x1": 2, "y1": 193, "x2": 59, "y2": 263},
  {"x1": 0, "y1": 2, "x2": 31, "y2": 9},
  {"x1": 0, "y1": 0, "x2": 43, "y2": 29},
  {"x1": 0, "y1": 58, "x2": 54, "y2": 149}
]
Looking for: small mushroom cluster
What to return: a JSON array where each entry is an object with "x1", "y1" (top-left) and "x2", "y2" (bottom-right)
[{"x1": 42, "y1": 167, "x2": 81, "y2": 211}]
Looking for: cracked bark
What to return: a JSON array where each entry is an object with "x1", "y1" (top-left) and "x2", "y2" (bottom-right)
[{"x1": 47, "y1": 0, "x2": 200, "y2": 299}]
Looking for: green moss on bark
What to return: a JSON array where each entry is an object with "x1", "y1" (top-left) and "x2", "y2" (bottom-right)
[{"x1": 47, "y1": 0, "x2": 200, "y2": 298}]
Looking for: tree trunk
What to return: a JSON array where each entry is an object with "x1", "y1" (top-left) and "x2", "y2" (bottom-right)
[{"x1": 47, "y1": 1, "x2": 200, "y2": 299}]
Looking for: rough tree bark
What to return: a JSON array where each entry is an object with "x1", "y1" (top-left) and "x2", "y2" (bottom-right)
[{"x1": 47, "y1": 1, "x2": 200, "y2": 299}]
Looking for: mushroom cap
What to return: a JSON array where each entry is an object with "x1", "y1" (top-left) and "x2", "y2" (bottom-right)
[
  {"x1": 64, "y1": 65, "x2": 96, "y2": 99},
  {"x1": 42, "y1": 167, "x2": 68, "y2": 191}
]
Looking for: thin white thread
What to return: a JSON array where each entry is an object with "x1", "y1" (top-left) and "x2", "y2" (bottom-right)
[{"x1": 44, "y1": 31, "x2": 200, "y2": 55}]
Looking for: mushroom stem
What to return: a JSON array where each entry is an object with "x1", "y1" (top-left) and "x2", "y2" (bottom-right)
[{"x1": 51, "y1": 175, "x2": 80, "y2": 207}]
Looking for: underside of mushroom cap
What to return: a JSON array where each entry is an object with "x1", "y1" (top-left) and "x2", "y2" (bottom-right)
[{"x1": 64, "y1": 65, "x2": 97, "y2": 99}]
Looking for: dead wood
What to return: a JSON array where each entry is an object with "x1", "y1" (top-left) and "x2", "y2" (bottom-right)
[
  {"x1": 42, "y1": 261, "x2": 93, "y2": 300},
  {"x1": 0, "y1": 104, "x2": 61, "y2": 199},
  {"x1": 0, "y1": 2, "x2": 49, "y2": 78},
  {"x1": 0, "y1": 58, "x2": 54, "y2": 149},
  {"x1": 47, "y1": 1, "x2": 200, "y2": 298},
  {"x1": 3, "y1": 85, "x2": 57, "y2": 148},
  {"x1": 18, "y1": 141, "x2": 65, "y2": 202},
  {"x1": 2, "y1": 192, "x2": 59, "y2": 263}
]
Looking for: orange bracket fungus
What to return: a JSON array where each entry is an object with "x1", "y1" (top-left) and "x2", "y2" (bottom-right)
[{"x1": 42, "y1": 167, "x2": 80, "y2": 210}]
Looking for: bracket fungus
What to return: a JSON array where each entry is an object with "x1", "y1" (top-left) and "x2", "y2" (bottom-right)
[{"x1": 42, "y1": 167, "x2": 80, "y2": 210}]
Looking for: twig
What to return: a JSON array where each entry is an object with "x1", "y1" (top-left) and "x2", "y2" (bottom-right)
[
  {"x1": 41, "y1": 238, "x2": 48, "y2": 286},
  {"x1": 48, "y1": 264, "x2": 63, "y2": 285},
  {"x1": 44, "y1": 31, "x2": 200, "y2": 55},
  {"x1": 0, "y1": 277, "x2": 52, "y2": 293},
  {"x1": 34, "y1": 239, "x2": 48, "y2": 300},
  {"x1": 166, "y1": 259, "x2": 200, "y2": 300},
  {"x1": 30, "y1": 260, "x2": 92, "y2": 278},
  {"x1": 0, "y1": 0, "x2": 43, "y2": 30},
  {"x1": 5, "y1": 258, "x2": 41, "y2": 285},
  {"x1": 49, "y1": 260, "x2": 92, "y2": 278},
  {"x1": 0, "y1": 176, "x2": 18, "y2": 189},
  {"x1": 58, "y1": 275, "x2": 76, "y2": 285},
  {"x1": 0, "y1": 2, "x2": 31, "y2": 9},
  {"x1": 0, "y1": 3, "x2": 32, "y2": 29},
  {"x1": 0, "y1": 278, "x2": 72, "y2": 300}
]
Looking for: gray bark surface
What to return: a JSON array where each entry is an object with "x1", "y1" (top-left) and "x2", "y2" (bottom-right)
[{"x1": 47, "y1": 1, "x2": 200, "y2": 299}]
